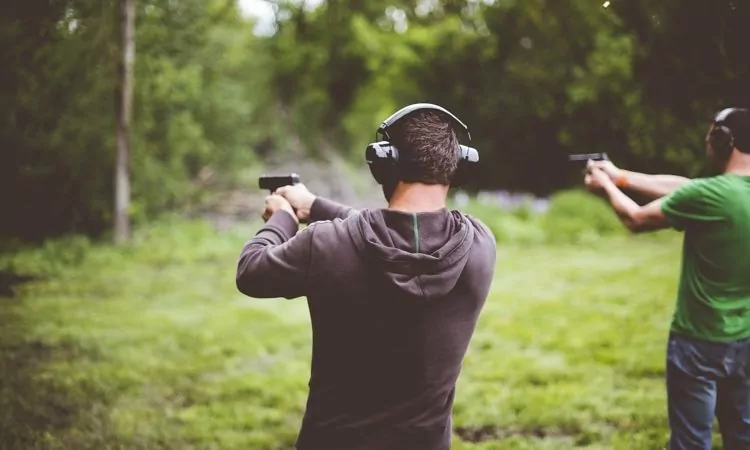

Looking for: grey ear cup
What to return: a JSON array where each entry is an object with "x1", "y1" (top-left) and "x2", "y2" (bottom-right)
[{"x1": 710, "y1": 108, "x2": 738, "y2": 157}]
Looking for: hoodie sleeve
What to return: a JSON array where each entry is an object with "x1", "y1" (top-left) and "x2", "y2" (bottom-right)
[
  {"x1": 236, "y1": 210, "x2": 312, "y2": 299},
  {"x1": 309, "y1": 197, "x2": 358, "y2": 223}
]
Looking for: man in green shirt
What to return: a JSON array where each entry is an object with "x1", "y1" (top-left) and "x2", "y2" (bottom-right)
[{"x1": 584, "y1": 107, "x2": 750, "y2": 449}]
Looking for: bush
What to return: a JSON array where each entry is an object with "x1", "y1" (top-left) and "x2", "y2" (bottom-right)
[
  {"x1": 455, "y1": 199, "x2": 547, "y2": 246},
  {"x1": 541, "y1": 189, "x2": 625, "y2": 244},
  {"x1": 0, "y1": 234, "x2": 92, "y2": 276},
  {"x1": 453, "y1": 189, "x2": 626, "y2": 246}
]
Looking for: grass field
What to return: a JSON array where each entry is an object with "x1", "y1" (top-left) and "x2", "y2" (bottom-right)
[{"x1": 0, "y1": 216, "x2": 721, "y2": 449}]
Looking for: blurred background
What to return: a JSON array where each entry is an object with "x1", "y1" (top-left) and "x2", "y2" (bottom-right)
[{"x1": 1, "y1": 1, "x2": 749, "y2": 449}]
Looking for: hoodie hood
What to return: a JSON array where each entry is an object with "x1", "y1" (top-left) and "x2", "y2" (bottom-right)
[{"x1": 348, "y1": 208, "x2": 475, "y2": 300}]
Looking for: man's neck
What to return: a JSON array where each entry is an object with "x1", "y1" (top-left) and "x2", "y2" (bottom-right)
[
  {"x1": 724, "y1": 151, "x2": 750, "y2": 176},
  {"x1": 387, "y1": 182, "x2": 449, "y2": 213}
]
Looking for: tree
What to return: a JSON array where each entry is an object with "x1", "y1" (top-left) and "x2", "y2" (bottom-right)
[{"x1": 115, "y1": 0, "x2": 136, "y2": 243}]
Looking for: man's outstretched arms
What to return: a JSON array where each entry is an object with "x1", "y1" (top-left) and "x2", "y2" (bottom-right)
[
  {"x1": 236, "y1": 208, "x2": 313, "y2": 299},
  {"x1": 585, "y1": 162, "x2": 724, "y2": 233},
  {"x1": 589, "y1": 160, "x2": 691, "y2": 200},
  {"x1": 236, "y1": 185, "x2": 359, "y2": 299},
  {"x1": 275, "y1": 184, "x2": 359, "y2": 223},
  {"x1": 589, "y1": 170, "x2": 671, "y2": 233}
]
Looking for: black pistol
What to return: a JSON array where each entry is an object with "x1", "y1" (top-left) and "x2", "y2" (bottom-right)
[
  {"x1": 258, "y1": 173, "x2": 301, "y2": 193},
  {"x1": 568, "y1": 152, "x2": 609, "y2": 169}
]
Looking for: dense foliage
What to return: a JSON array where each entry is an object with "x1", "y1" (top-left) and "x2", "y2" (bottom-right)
[{"x1": 1, "y1": 0, "x2": 749, "y2": 241}]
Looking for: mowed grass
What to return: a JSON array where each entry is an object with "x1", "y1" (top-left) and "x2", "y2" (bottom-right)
[{"x1": 0, "y1": 218, "x2": 716, "y2": 449}]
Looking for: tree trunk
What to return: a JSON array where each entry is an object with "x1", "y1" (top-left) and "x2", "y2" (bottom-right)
[{"x1": 115, "y1": 0, "x2": 136, "y2": 243}]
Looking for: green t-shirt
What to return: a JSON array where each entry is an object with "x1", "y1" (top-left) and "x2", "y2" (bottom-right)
[{"x1": 661, "y1": 173, "x2": 750, "y2": 342}]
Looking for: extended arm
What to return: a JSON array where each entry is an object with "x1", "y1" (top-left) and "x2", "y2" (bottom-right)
[
  {"x1": 236, "y1": 210, "x2": 313, "y2": 299},
  {"x1": 589, "y1": 160, "x2": 691, "y2": 200},
  {"x1": 275, "y1": 184, "x2": 359, "y2": 224},
  {"x1": 617, "y1": 170, "x2": 691, "y2": 200},
  {"x1": 589, "y1": 168, "x2": 671, "y2": 233},
  {"x1": 588, "y1": 163, "x2": 725, "y2": 233}
]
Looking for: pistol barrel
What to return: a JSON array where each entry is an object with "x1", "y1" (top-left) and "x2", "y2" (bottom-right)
[
  {"x1": 258, "y1": 173, "x2": 301, "y2": 192},
  {"x1": 568, "y1": 153, "x2": 609, "y2": 162}
]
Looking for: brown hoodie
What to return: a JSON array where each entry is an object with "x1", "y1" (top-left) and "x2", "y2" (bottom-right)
[{"x1": 236, "y1": 197, "x2": 496, "y2": 450}]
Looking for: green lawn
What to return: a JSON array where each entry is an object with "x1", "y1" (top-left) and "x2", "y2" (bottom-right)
[{"x1": 0, "y1": 218, "x2": 717, "y2": 449}]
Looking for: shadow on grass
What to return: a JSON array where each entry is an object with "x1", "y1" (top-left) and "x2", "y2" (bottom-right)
[
  {"x1": 455, "y1": 424, "x2": 579, "y2": 442},
  {"x1": 0, "y1": 270, "x2": 37, "y2": 298},
  {"x1": 0, "y1": 270, "x2": 124, "y2": 450}
]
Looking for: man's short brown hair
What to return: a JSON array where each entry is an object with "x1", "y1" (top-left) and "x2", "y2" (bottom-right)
[{"x1": 388, "y1": 111, "x2": 460, "y2": 185}]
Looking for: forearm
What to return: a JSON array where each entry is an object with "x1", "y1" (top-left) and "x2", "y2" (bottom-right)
[
  {"x1": 308, "y1": 197, "x2": 358, "y2": 223},
  {"x1": 602, "y1": 181, "x2": 642, "y2": 231},
  {"x1": 619, "y1": 170, "x2": 690, "y2": 199},
  {"x1": 236, "y1": 211, "x2": 305, "y2": 298}
]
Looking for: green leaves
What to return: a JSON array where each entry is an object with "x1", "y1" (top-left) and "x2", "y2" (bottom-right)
[{"x1": 2, "y1": 0, "x2": 748, "y2": 241}]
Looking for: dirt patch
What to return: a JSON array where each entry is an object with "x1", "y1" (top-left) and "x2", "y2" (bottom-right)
[{"x1": 0, "y1": 270, "x2": 37, "y2": 298}]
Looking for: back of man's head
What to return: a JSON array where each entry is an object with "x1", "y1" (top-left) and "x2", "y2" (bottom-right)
[
  {"x1": 388, "y1": 111, "x2": 460, "y2": 185},
  {"x1": 725, "y1": 108, "x2": 750, "y2": 154}
]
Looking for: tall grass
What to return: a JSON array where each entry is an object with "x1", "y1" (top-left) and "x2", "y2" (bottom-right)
[{"x1": 0, "y1": 191, "x2": 693, "y2": 449}]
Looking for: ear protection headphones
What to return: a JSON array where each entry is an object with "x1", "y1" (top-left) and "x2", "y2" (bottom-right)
[
  {"x1": 365, "y1": 103, "x2": 479, "y2": 187},
  {"x1": 709, "y1": 107, "x2": 738, "y2": 159}
]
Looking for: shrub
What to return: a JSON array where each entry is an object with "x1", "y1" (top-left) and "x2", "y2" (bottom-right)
[
  {"x1": 452, "y1": 190, "x2": 627, "y2": 246},
  {"x1": 0, "y1": 234, "x2": 92, "y2": 276},
  {"x1": 541, "y1": 189, "x2": 625, "y2": 244},
  {"x1": 454, "y1": 199, "x2": 546, "y2": 246}
]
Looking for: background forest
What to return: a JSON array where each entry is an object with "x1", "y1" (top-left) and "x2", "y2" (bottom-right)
[{"x1": 2, "y1": 0, "x2": 749, "y2": 241}]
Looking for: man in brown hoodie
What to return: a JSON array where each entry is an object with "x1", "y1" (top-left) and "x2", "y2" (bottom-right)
[{"x1": 235, "y1": 105, "x2": 497, "y2": 450}]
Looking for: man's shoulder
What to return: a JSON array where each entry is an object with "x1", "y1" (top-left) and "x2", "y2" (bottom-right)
[
  {"x1": 682, "y1": 175, "x2": 734, "y2": 190},
  {"x1": 457, "y1": 212, "x2": 496, "y2": 244},
  {"x1": 454, "y1": 212, "x2": 497, "y2": 277},
  {"x1": 660, "y1": 175, "x2": 735, "y2": 230},
  {"x1": 667, "y1": 175, "x2": 731, "y2": 203}
]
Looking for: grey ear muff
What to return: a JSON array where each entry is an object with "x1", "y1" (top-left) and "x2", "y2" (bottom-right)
[
  {"x1": 377, "y1": 103, "x2": 471, "y2": 142},
  {"x1": 710, "y1": 107, "x2": 737, "y2": 157},
  {"x1": 715, "y1": 108, "x2": 736, "y2": 123}
]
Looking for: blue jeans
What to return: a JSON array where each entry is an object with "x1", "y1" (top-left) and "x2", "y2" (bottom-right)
[{"x1": 667, "y1": 333, "x2": 750, "y2": 449}]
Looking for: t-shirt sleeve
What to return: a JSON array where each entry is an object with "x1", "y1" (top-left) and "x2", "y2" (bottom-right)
[{"x1": 660, "y1": 178, "x2": 726, "y2": 230}]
